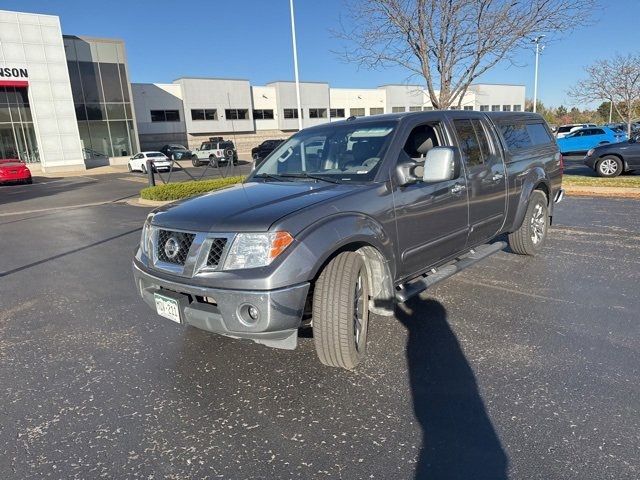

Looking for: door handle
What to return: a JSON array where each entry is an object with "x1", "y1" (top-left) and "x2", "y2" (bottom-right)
[
  {"x1": 450, "y1": 183, "x2": 466, "y2": 195},
  {"x1": 492, "y1": 173, "x2": 504, "y2": 181}
]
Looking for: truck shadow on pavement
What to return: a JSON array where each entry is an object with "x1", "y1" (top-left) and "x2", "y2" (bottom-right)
[{"x1": 395, "y1": 297, "x2": 508, "y2": 480}]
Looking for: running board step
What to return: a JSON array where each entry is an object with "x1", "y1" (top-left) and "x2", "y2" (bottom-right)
[{"x1": 395, "y1": 241, "x2": 507, "y2": 303}]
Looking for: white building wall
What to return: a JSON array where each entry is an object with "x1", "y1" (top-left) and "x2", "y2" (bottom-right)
[
  {"x1": 0, "y1": 10, "x2": 84, "y2": 171},
  {"x1": 268, "y1": 81, "x2": 330, "y2": 130},
  {"x1": 176, "y1": 77, "x2": 253, "y2": 134},
  {"x1": 468, "y1": 84, "x2": 526, "y2": 111},
  {"x1": 251, "y1": 85, "x2": 277, "y2": 131},
  {"x1": 133, "y1": 83, "x2": 185, "y2": 135},
  {"x1": 329, "y1": 88, "x2": 386, "y2": 119}
]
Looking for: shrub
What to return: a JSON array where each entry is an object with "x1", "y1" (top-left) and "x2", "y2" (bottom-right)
[{"x1": 140, "y1": 176, "x2": 245, "y2": 201}]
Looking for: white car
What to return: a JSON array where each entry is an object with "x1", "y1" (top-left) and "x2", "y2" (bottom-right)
[
  {"x1": 128, "y1": 151, "x2": 172, "y2": 173},
  {"x1": 556, "y1": 123, "x2": 597, "y2": 139}
]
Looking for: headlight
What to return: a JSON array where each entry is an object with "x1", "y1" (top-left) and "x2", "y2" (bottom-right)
[
  {"x1": 140, "y1": 214, "x2": 155, "y2": 255},
  {"x1": 224, "y1": 232, "x2": 294, "y2": 270},
  {"x1": 586, "y1": 148, "x2": 594, "y2": 157}
]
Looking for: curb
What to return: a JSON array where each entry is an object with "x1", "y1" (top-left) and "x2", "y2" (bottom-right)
[
  {"x1": 564, "y1": 185, "x2": 640, "y2": 199},
  {"x1": 130, "y1": 198, "x2": 174, "y2": 207}
]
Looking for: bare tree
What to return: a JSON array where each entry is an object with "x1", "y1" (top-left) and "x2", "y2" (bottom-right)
[
  {"x1": 336, "y1": 0, "x2": 595, "y2": 109},
  {"x1": 568, "y1": 54, "x2": 640, "y2": 136}
]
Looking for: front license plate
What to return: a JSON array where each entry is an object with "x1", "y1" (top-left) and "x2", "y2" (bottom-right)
[{"x1": 154, "y1": 293, "x2": 181, "y2": 323}]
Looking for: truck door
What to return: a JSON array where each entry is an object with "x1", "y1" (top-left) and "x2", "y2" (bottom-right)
[
  {"x1": 393, "y1": 120, "x2": 470, "y2": 280},
  {"x1": 451, "y1": 117, "x2": 507, "y2": 246}
]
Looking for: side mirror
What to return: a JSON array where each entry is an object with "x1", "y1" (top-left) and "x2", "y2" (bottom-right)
[
  {"x1": 423, "y1": 147, "x2": 458, "y2": 183},
  {"x1": 396, "y1": 159, "x2": 420, "y2": 186}
]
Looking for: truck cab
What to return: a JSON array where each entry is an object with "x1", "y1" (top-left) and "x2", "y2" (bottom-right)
[{"x1": 133, "y1": 111, "x2": 563, "y2": 370}]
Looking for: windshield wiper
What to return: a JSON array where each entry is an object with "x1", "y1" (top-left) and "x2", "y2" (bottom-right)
[
  {"x1": 254, "y1": 173, "x2": 295, "y2": 182},
  {"x1": 280, "y1": 172, "x2": 342, "y2": 184}
]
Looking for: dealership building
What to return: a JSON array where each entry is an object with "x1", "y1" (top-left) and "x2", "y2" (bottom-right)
[{"x1": 1, "y1": 8, "x2": 525, "y2": 170}]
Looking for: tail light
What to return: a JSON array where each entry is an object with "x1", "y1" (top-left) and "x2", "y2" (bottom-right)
[{"x1": 558, "y1": 153, "x2": 564, "y2": 175}]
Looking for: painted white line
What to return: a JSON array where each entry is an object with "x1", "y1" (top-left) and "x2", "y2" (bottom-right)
[{"x1": 0, "y1": 199, "x2": 129, "y2": 217}]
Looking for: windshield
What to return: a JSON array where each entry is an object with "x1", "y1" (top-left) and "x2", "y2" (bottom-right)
[{"x1": 250, "y1": 121, "x2": 396, "y2": 183}]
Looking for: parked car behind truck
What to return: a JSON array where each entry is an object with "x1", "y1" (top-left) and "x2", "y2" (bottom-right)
[
  {"x1": 133, "y1": 111, "x2": 563, "y2": 370},
  {"x1": 556, "y1": 126, "x2": 626, "y2": 154}
]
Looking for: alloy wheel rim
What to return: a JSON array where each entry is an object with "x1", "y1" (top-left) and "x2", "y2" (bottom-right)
[
  {"x1": 530, "y1": 203, "x2": 546, "y2": 245},
  {"x1": 600, "y1": 159, "x2": 618, "y2": 175},
  {"x1": 353, "y1": 272, "x2": 365, "y2": 351}
]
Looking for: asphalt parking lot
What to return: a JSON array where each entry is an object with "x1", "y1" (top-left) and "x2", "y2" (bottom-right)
[{"x1": 0, "y1": 173, "x2": 638, "y2": 479}]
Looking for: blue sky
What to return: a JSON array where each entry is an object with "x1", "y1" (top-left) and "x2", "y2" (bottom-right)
[{"x1": 5, "y1": 0, "x2": 639, "y2": 108}]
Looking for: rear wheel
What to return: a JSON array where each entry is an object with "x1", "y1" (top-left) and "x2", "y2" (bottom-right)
[
  {"x1": 508, "y1": 190, "x2": 549, "y2": 256},
  {"x1": 209, "y1": 156, "x2": 218, "y2": 168},
  {"x1": 313, "y1": 252, "x2": 370, "y2": 370},
  {"x1": 596, "y1": 156, "x2": 622, "y2": 177},
  {"x1": 141, "y1": 163, "x2": 147, "y2": 174}
]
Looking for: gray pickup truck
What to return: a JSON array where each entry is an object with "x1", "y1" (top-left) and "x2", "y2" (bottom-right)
[{"x1": 133, "y1": 111, "x2": 563, "y2": 370}]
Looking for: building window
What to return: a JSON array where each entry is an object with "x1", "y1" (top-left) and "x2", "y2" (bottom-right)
[
  {"x1": 350, "y1": 108, "x2": 365, "y2": 117},
  {"x1": 450, "y1": 106, "x2": 460, "y2": 110},
  {"x1": 409, "y1": 106, "x2": 422, "y2": 112},
  {"x1": 191, "y1": 109, "x2": 218, "y2": 121},
  {"x1": 464, "y1": 106, "x2": 474, "y2": 111},
  {"x1": 330, "y1": 108, "x2": 345, "y2": 118},
  {"x1": 309, "y1": 108, "x2": 328, "y2": 118},
  {"x1": 284, "y1": 108, "x2": 300, "y2": 119},
  {"x1": 150, "y1": 110, "x2": 180, "y2": 122},
  {"x1": 423, "y1": 106, "x2": 434, "y2": 111},
  {"x1": 225, "y1": 109, "x2": 249, "y2": 120},
  {"x1": 480, "y1": 105, "x2": 489, "y2": 112},
  {"x1": 392, "y1": 106, "x2": 405, "y2": 113},
  {"x1": 369, "y1": 107, "x2": 384, "y2": 115},
  {"x1": 513, "y1": 104, "x2": 522, "y2": 112},
  {"x1": 253, "y1": 109, "x2": 274, "y2": 119},
  {"x1": 502, "y1": 105, "x2": 512, "y2": 112},
  {"x1": 491, "y1": 105, "x2": 500, "y2": 112}
]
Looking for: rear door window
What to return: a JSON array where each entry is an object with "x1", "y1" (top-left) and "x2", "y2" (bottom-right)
[{"x1": 499, "y1": 124, "x2": 532, "y2": 150}]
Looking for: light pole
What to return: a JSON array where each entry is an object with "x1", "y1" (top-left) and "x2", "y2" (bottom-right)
[
  {"x1": 289, "y1": 0, "x2": 303, "y2": 130},
  {"x1": 532, "y1": 35, "x2": 545, "y2": 113}
]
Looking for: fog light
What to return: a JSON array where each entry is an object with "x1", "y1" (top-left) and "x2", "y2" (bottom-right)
[{"x1": 238, "y1": 303, "x2": 260, "y2": 326}]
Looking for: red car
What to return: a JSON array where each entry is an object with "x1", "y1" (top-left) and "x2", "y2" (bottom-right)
[{"x1": 0, "y1": 158, "x2": 32, "y2": 184}]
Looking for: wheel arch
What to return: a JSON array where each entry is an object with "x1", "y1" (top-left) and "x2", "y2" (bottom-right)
[{"x1": 510, "y1": 167, "x2": 551, "y2": 232}]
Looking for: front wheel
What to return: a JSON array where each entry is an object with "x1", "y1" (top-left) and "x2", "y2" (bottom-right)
[
  {"x1": 508, "y1": 190, "x2": 549, "y2": 256},
  {"x1": 127, "y1": 163, "x2": 132, "y2": 172},
  {"x1": 596, "y1": 156, "x2": 622, "y2": 177},
  {"x1": 313, "y1": 252, "x2": 370, "y2": 370},
  {"x1": 141, "y1": 164, "x2": 147, "y2": 174}
]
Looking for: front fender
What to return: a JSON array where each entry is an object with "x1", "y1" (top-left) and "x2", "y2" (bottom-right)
[
  {"x1": 511, "y1": 167, "x2": 551, "y2": 231},
  {"x1": 294, "y1": 212, "x2": 396, "y2": 281}
]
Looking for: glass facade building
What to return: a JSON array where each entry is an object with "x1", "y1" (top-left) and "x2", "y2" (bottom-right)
[
  {"x1": 0, "y1": 86, "x2": 39, "y2": 162},
  {"x1": 63, "y1": 36, "x2": 138, "y2": 160}
]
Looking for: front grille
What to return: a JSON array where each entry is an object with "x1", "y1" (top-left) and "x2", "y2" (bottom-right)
[
  {"x1": 156, "y1": 229, "x2": 195, "y2": 265},
  {"x1": 206, "y1": 238, "x2": 228, "y2": 268}
]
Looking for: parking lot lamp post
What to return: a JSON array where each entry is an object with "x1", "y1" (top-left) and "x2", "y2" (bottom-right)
[
  {"x1": 532, "y1": 35, "x2": 545, "y2": 113},
  {"x1": 289, "y1": 0, "x2": 303, "y2": 130}
]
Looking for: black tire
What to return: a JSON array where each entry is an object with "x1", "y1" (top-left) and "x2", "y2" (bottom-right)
[
  {"x1": 141, "y1": 164, "x2": 147, "y2": 174},
  {"x1": 127, "y1": 163, "x2": 132, "y2": 172},
  {"x1": 508, "y1": 190, "x2": 549, "y2": 256},
  {"x1": 313, "y1": 252, "x2": 370, "y2": 370},
  {"x1": 192, "y1": 156, "x2": 201, "y2": 167},
  {"x1": 596, "y1": 156, "x2": 622, "y2": 177},
  {"x1": 26, "y1": 178, "x2": 33, "y2": 184},
  {"x1": 209, "y1": 156, "x2": 218, "y2": 168}
]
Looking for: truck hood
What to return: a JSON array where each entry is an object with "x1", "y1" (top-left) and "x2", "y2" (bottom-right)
[{"x1": 151, "y1": 180, "x2": 358, "y2": 232}]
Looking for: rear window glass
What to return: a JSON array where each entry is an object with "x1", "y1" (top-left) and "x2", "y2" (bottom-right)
[
  {"x1": 147, "y1": 152, "x2": 165, "y2": 157},
  {"x1": 526, "y1": 124, "x2": 553, "y2": 145},
  {"x1": 557, "y1": 126, "x2": 574, "y2": 133},
  {"x1": 500, "y1": 122, "x2": 551, "y2": 150}
]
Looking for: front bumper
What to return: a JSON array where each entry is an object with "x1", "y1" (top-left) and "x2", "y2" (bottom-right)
[{"x1": 132, "y1": 260, "x2": 309, "y2": 350}]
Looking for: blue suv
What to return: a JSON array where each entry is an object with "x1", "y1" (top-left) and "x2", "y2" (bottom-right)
[{"x1": 556, "y1": 126, "x2": 627, "y2": 154}]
